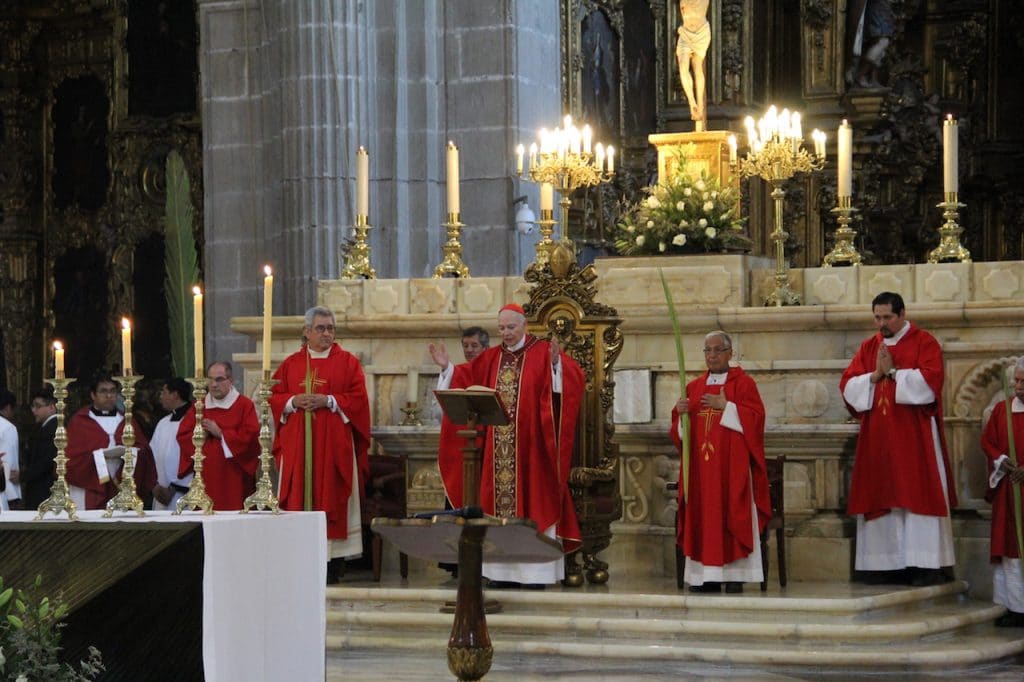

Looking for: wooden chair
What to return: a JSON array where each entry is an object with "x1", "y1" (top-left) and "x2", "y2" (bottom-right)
[
  {"x1": 670, "y1": 454, "x2": 786, "y2": 591},
  {"x1": 363, "y1": 453, "x2": 408, "y2": 581}
]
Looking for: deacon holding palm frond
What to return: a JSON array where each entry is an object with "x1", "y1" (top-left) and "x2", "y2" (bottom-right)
[
  {"x1": 670, "y1": 331, "x2": 771, "y2": 594},
  {"x1": 981, "y1": 358, "x2": 1024, "y2": 627},
  {"x1": 270, "y1": 306, "x2": 371, "y2": 584}
]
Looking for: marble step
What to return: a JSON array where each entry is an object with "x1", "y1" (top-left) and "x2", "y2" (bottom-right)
[
  {"x1": 326, "y1": 599, "x2": 1003, "y2": 643},
  {"x1": 325, "y1": 628, "x2": 1024, "y2": 669}
]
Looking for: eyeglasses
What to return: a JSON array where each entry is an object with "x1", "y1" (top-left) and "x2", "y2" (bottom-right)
[
  {"x1": 703, "y1": 346, "x2": 731, "y2": 355},
  {"x1": 312, "y1": 325, "x2": 336, "y2": 334}
]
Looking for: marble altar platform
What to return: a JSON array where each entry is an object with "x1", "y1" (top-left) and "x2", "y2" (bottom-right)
[
  {"x1": 231, "y1": 256, "x2": 1024, "y2": 600},
  {"x1": 323, "y1": 570, "x2": 1024, "y2": 679}
]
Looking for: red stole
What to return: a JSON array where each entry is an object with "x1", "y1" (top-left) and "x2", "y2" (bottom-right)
[
  {"x1": 438, "y1": 335, "x2": 583, "y2": 550},
  {"x1": 981, "y1": 402, "x2": 1024, "y2": 561},
  {"x1": 176, "y1": 396, "x2": 261, "y2": 510},
  {"x1": 270, "y1": 344, "x2": 371, "y2": 540},
  {"x1": 669, "y1": 367, "x2": 770, "y2": 565},
  {"x1": 64, "y1": 407, "x2": 156, "y2": 510},
  {"x1": 840, "y1": 324, "x2": 957, "y2": 519}
]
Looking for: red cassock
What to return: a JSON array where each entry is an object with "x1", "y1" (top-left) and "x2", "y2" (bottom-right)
[
  {"x1": 669, "y1": 367, "x2": 771, "y2": 566},
  {"x1": 270, "y1": 344, "x2": 371, "y2": 540},
  {"x1": 64, "y1": 407, "x2": 156, "y2": 510},
  {"x1": 840, "y1": 324, "x2": 957, "y2": 520},
  {"x1": 981, "y1": 402, "x2": 1024, "y2": 561},
  {"x1": 438, "y1": 335, "x2": 584, "y2": 551},
  {"x1": 176, "y1": 394, "x2": 261, "y2": 510}
]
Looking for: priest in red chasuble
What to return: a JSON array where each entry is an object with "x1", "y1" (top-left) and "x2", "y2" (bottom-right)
[
  {"x1": 177, "y1": 361, "x2": 260, "y2": 510},
  {"x1": 438, "y1": 304, "x2": 584, "y2": 587},
  {"x1": 670, "y1": 331, "x2": 770, "y2": 594},
  {"x1": 65, "y1": 375, "x2": 156, "y2": 510},
  {"x1": 840, "y1": 291, "x2": 956, "y2": 586},
  {"x1": 981, "y1": 358, "x2": 1024, "y2": 627},
  {"x1": 270, "y1": 306, "x2": 371, "y2": 583}
]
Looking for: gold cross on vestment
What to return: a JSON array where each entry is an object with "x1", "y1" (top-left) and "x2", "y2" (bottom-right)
[
  {"x1": 696, "y1": 405, "x2": 721, "y2": 461},
  {"x1": 307, "y1": 367, "x2": 327, "y2": 393}
]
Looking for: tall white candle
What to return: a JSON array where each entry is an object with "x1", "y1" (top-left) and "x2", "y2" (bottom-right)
[
  {"x1": 53, "y1": 341, "x2": 64, "y2": 379},
  {"x1": 262, "y1": 266, "x2": 273, "y2": 373},
  {"x1": 594, "y1": 143, "x2": 605, "y2": 172},
  {"x1": 606, "y1": 146, "x2": 615, "y2": 174},
  {"x1": 837, "y1": 119, "x2": 852, "y2": 198},
  {"x1": 356, "y1": 146, "x2": 369, "y2": 217},
  {"x1": 193, "y1": 286, "x2": 204, "y2": 376},
  {"x1": 121, "y1": 318, "x2": 132, "y2": 376},
  {"x1": 582, "y1": 125, "x2": 592, "y2": 154},
  {"x1": 727, "y1": 135, "x2": 737, "y2": 165},
  {"x1": 446, "y1": 141, "x2": 460, "y2": 215},
  {"x1": 515, "y1": 144, "x2": 524, "y2": 174},
  {"x1": 943, "y1": 115, "x2": 958, "y2": 194},
  {"x1": 540, "y1": 182, "x2": 553, "y2": 213},
  {"x1": 406, "y1": 369, "x2": 419, "y2": 404}
]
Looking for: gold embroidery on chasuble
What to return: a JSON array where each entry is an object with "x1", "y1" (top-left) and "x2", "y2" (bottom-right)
[
  {"x1": 696, "y1": 406, "x2": 721, "y2": 461},
  {"x1": 492, "y1": 349, "x2": 524, "y2": 518}
]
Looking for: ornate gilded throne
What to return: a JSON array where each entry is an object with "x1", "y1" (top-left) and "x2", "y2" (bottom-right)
[{"x1": 523, "y1": 242, "x2": 623, "y2": 586}]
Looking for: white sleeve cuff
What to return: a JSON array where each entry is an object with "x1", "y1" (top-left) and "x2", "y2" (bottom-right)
[
  {"x1": 895, "y1": 368, "x2": 936, "y2": 405},
  {"x1": 719, "y1": 402, "x2": 743, "y2": 433},
  {"x1": 991, "y1": 454, "x2": 1010, "y2": 489},
  {"x1": 843, "y1": 373, "x2": 876, "y2": 413},
  {"x1": 221, "y1": 436, "x2": 234, "y2": 459},
  {"x1": 552, "y1": 361, "x2": 563, "y2": 394},
  {"x1": 93, "y1": 449, "x2": 110, "y2": 484},
  {"x1": 436, "y1": 363, "x2": 454, "y2": 390}
]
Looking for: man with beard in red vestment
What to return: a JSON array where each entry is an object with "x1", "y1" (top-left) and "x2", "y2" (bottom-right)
[
  {"x1": 981, "y1": 357, "x2": 1024, "y2": 626},
  {"x1": 437, "y1": 303, "x2": 584, "y2": 588},
  {"x1": 840, "y1": 291, "x2": 956, "y2": 586},
  {"x1": 177, "y1": 361, "x2": 260, "y2": 510},
  {"x1": 670, "y1": 330, "x2": 771, "y2": 594},
  {"x1": 65, "y1": 375, "x2": 156, "y2": 510},
  {"x1": 270, "y1": 306, "x2": 371, "y2": 583}
]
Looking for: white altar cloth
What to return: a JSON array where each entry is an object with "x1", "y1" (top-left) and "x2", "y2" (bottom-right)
[{"x1": 0, "y1": 510, "x2": 326, "y2": 682}]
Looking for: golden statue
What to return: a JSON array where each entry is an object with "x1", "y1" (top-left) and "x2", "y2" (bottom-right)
[{"x1": 675, "y1": 0, "x2": 710, "y2": 131}]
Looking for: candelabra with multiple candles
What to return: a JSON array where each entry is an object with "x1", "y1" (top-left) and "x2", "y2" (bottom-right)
[{"x1": 516, "y1": 116, "x2": 615, "y2": 264}]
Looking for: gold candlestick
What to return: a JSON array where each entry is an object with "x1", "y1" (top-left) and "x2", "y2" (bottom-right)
[
  {"x1": 734, "y1": 109, "x2": 826, "y2": 306},
  {"x1": 242, "y1": 370, "x2": 280, "y2": 513},
  {"x1": 533, "y1": 208, "x2": 557, "y2": 266},
  {"x1": 400, "y1": 401, "x2": 423, "y2": 426},
  {"x1": 340, "y1": 214, "x2": 377, "y2": 279},
  {"x1": 432, "y1": 213, "x2": 470, "y2": 278},
  {"x1": 823, "y1": 195, "x2": 862, "y2": 267},
  {"x1": 103, "y1": 374, "x2": 145, "y2": 517},
  {"x1": 174, "y1": 372, "x2": 214, "y2": 514},
  {"x1": 35, "y1": 376, "x2": 78, "y2": 521},
  {"x1": 927, "y1": 192, "x2": 971, "y2": 263}
]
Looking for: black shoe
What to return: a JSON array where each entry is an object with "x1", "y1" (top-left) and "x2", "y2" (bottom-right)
[
  {"x1": 996, "y1": 611, "x2": 1024, "y2": 627},
  {"x1": 522, "y1": 583, "x2": 547, "y2": 591},
  {"x1": 909, "y1": 568, "x2": 951, "y2": 587},
  {"x1": 326, "y1": 559, "x2": 343, "y2": 585},
  {"x1": 858, "y1": 569, "x2": 908, "y2": 585},
  {"x1": 688, "y1": 582, "x2": 721, "y2": 593},
  {"x1": 725, "y1": 582, "x2": 743, "y2": 593},
  {"x1": 486, "y1": 580, "x2": 519, "y2": 589}
]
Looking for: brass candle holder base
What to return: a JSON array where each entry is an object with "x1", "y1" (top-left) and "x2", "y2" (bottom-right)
[
  {"x1": 532, "y1": 209, "x2": 557, "y2": 267},
  {"x1": 104, "y1": 374, "x2": 145, "y2": 517},
  {"x1": 823, "y1": 197, "x2": 862, "y2": 267},
  {"x1": 340, "y1": 214, "x2": 377, "y2": 279},
  {"x1": 764, "y1": 183, "x2": 802, "y2": 307},
  {"x1": 242, "y1": 372, "x2": 280, "y2": 513},
  {"x1": 433, "y1": 213, "x2": 470, "y2": 278},
  {"x1": 174, "y1": 374, "x2": 214, "y2": 515},
  {"x1": 400, "y1": 401, "x2": 423, "y2": 426},
  {"x1": 35, "y1": 375, "x2": 78, "y2": 521},
  {"x1": 927, "y1": 193, "x2": 971, "y2": 263}
]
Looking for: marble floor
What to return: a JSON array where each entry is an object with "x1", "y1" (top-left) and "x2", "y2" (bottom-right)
[{"x1": 324, "y1": 567, "x2": 1024, "y2": 681}]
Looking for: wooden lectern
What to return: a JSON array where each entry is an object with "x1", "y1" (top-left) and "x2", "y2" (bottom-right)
[{"x1": 372, "y1": 388, "x2": 563, "y2": 681}]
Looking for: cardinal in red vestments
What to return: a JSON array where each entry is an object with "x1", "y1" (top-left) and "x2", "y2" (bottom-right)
[
  {"x1": 65, "y1": 376, "x2": 156, "y2": 510},
  {"x1": 840, "y1": 291, "x2": 956, "y2": 586},
  {"x1": 176, "y1": 361, "x2": 260, "y2": 510},
  {"x1": 981, "y1": 359, "x2": 1024, "y2": 626},
  {"x1": 670, "y1": 331, "x2": 770, "y2": 594},
  {"x1": 437, "y1": 304, "x2": 583, "y2": 587},
  {"x1": 270, "y1": 306, "x2": 371, "y2": 582}
]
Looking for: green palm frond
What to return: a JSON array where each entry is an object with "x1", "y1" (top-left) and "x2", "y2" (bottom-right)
[{"x1": 165, "y1": 150, "x2": 199, "y2": 378}]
